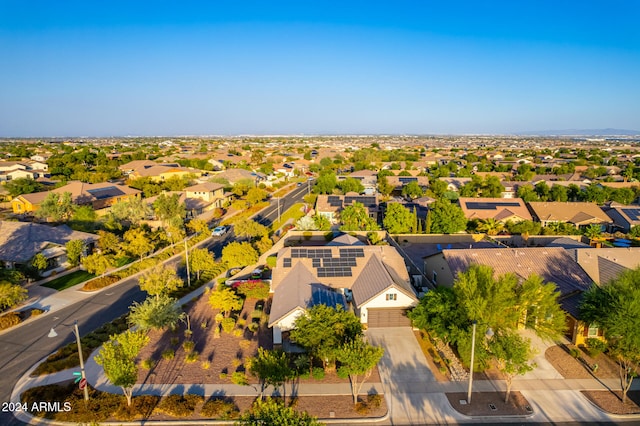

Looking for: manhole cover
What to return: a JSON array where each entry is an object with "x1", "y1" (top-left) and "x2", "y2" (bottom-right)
[{"x1": 489, "y1": 403, "x2": 497, "y2": 411}]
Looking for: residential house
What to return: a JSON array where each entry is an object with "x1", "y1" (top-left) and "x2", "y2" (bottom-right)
[
  {"x1": 127, "y1": 162, "x2": 201, "y2": 182},
  {"x1": 315, "y1": 194, "x2": 379, "y2": 223},
  {"x1": 457, "y1": 197, "x2": 532, "y2": 223},
  {"x1": 269, "y1": 241, "x2": 418, "y2": 345},
  {"x1": 604, "y1": 204, "x2": 640, "y2": 232},
  {"x1": 11, "y1": 181, "x2": 141, "y2": 214},
  {"x1": 386, "y1": 175, "x2": 430, "y2": 194},
  {"x1": 527, "y1": 202, "x2": 612, "y2": 229},
  {"x1": 0, "y1": 221, "x2": 98, "y2": 273},
  {"x1": 213, "y1": 168, "x2": 267, "y2": 186},
  {"x1": 184, "y1": 182, "x2": 228, "y2": 209},
  {"x1": 423, "y1": 247, "x2": 594, "y2": 345},
  {"x1": 439, "y1": 177, "x2": 471, "y2": 192},
  {"x1": 346, "y1": 170, "x2": 377, "y2": 195}
]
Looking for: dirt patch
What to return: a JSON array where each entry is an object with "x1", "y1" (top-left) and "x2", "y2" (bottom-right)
[
  {"x1": 446, "y1": 391, "x2": 532, "y2": 417},
  {"x1": 545, "y1": 344, "x2": 619, "y2": 380},
  {"x1": 582, "y1": 390, "x2": 640, "y2": 415}
]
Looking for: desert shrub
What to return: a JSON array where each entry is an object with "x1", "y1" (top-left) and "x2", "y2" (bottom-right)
[
  {"x1": 312, "y1": 368, "x2": 325, "y2": 380},
  {"x1": 367, "y1": 393, "x2": 382, "y2": 409},
  {"x1": 232, "y1": 358, "x2": 243, "y2": 368},
  {"x1": 586, "y1": 338, "x2": 607, "y2": 358},
  {"x1": 0, "y1": 312, "x2": 22, "y2": 330},
  {"x1": 235, "y1": 280, "x2": 270, "y2": 299},
  {"x1": 266, "y1": 255, "x2": 277, "y2": 268},
  {"x1": 200, "y1": 320, "x2": 208, "y2": 329},
  {"x1": 170, "y1": 337, "x2": 179, "y2": 346},
  {"x1": 239, "y1": 340, "x2": 252, "y2": 350},
  {"x1": 182, "y1": 340, "x2": 195, "y2": 353},
  {"x1": 200, "y1": 398, "x2": 239, "y2": 419},
  {"x1": 30, "y1": 308, "x2": 45, "y2": 317},
  {"x1": 185, "y1": 351, "x2": 199, "y2": 363},
  {"x1": 219, "y1": 372, "x2": 228, "y2": 380},
  {"x1": 221, "y1": 317, "x2": 236, "y2": 333},
  {"x1": 569, "y1": 348, "x2": 581, "y2": 359},
  {"x1": 162, "y1": 349, "x2": 175, "y2": 360},
  {"x1": 214, "y1": 312, "x2": 224, "y2": 323},
  {"x1": 201, "y1": 361, "x2": 210, "y2": 370},
  {"x1": 231, "y1": 371, "x2": 248, "y2": 385},
  {"x1": 141, "y1": 358, "x2": 156, "y2": 369},
  {"x1": 354, "y1": 401, "x2": 369, "y2": 415},
  {"x1": 233, "y1": 329, "x2": 243, "y2": 337},
  {"x1": 248, "y1": 322, "x2": 259, "y2": 333},
  {"x1": 250, "y1": 309, "x2": 263, "y2": 319},
  {"x1": 156, "y1": 394, "x2": 203, "y2": 417},
  {"x1": 114, "y1": 395, "x2": 160, "y2": 421},
  {"x1": 81, "y1": 275, "x2": 118, "y2": 291},
  {"x1": 237, "y1": 318, "x2": 246, "y2": 328}
]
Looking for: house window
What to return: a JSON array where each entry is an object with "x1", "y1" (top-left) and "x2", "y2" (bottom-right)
[
  {"x1": 432, "y1": 271, "x2": 437, "y2": 283},
  {"x1": 386, "y1": 293, "x2": 397, "y2": 301},
  {"x1": 588, "y1": 324, "x2": 599, "y2": 337}
]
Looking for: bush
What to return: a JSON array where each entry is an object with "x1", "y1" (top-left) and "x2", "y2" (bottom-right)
[
  {"x1": 162, "y1": 349, "x2": 175, "y2": 360},
  {"x1": 114, "y1": 395, "x2": 160, "y2": 421},
  {"x1": 231, "y1": 371, "x2": 248, "y2": 385},
  {"x1": 170, "y1": 337, "x2": 179, "y2": 346},
  {"x1": 30, "y1": 308, "x2": 45, "y2": 317},
  {"x1": 200, "y1": 398, "x2": 240, "y2": 419},
  {"x1": 182, "y1": 340, "x2": 195, "y2": 353},
  {"x1": 0, "y1": 312, "x2": 22, "y2": 330},
  {"x1": 266, "y1": 255, "x2": 277, "y2": 268},
  {"x1": 355, "y1": 401, "x2": 369, "y2": 415},
  {"x1": 586, "y1": 338, "x2": 607, "y2": 358},
  {"x1": 233, "y1": 329, "x2": 243, "y2": 337},
  {"x1": 201, "y1": 361, "x2": 210, "y2": 370},
  {"x1": 367, "y1": 393, "x2": 382, "y2": 409},
  {"x1": 312, "y1": 368, "x2": 325, "y2": 380},
  {"x1": 185, "y1": 351, "x2": 199, "y2": 363},
  {"x1": 221, "y1": 317, "x2": 236, "y2": 333},
  {"x1": 214, "y1": 312, "x2": 224, "y2": 323},
  {"x1": 156, "y1": 394, "x2": 203, "y2": 417},
  {"x1": 569, "y1": 348, "x2": 581, "y2": 359},
  {"x1": 141, "y1": 358, "x2": 156, "y2": 369},
  {"x1": 81, "y1": 275, "x2": 118, "y2": 291},
  {"x1": 248, "y1": 322, "x2": 259, "y2": 333},
  {"x1": 234, "y1": 280, "x2": 270, "y2": 299}
]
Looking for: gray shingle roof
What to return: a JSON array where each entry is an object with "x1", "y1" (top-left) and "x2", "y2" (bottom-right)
[{"x1": 351, "y1": 255, "x2": 417, "y2": 306}]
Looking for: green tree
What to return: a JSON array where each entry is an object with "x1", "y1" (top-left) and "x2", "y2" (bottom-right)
[
  {"x1": 208, "y1": 286, "x2": 243, "y2": 317},
  {"x1": 186, "y1": 218, "x2": 209, "y2": 235},
  {"x1": 237, "y1": 398, "x2": 322, "y2": 426},
  {"x1": 254, "y1": 235, "x2": 274, "y2": 255},
  {"x1": 314, "y1": 172, "x2": 337, "y2": 194},
  {"x1": 629, "y1": 225, "x2": 640, "y2": 238},
  {"x1": 338, "y1": 178, "x2": 365, "y2": 194},
  {"x1": 0, "y1": 282, "x2": 28, "y2": 310},
  {"x1": 222, "y1": 241, "x2": 259, "y2": 267},
  {"x1": 481, "y1": 176, "x2": 505, "y2": 198},
  {"x1": 429, "y1": 200, "x2": 466, "y2": 234},
  {"x1": 515, "y1": 274, "x2": 566, "y2": 341},
  {"x1": 295, "y1": 215, "x2": 318, "y2": 231},
  {"x1": 290, "y1": 304, "x2": 363, "y2": 370},
  {"x1": 65, "y1": 239, "x2": 84, "y2": 267},
  {"x1": 339, "y1": 202, "x2": 379, "y2": 231},
  {"x1": 516, "y1": 184, "x2": 538, "y2": 202},
  {"x1": 580, "y1": 267, "x2": 640, "y2": 403},
  {"x1": 312, "y1": 214, "x2": 331, "y2": 231},
  {"x1": 476, "y1": 218, "x2": 504, "y2": 236},
  {"x1": 408, "y1": 286, "x2": 465, "y2": 344},
  {"x1": 248, "y1": 348, "x2": 294, "y2": 400},
  {"x1": 110, "y1": 197, "x2": 152, "y2": 226},
  {"x1": 35, "y1": 191, "x2": 75, "y2": 221},
  {"x1": 82, "y1": 252, "x2": 114, "y2": 276},
  {"x1": 5, "y1": 177, "x2": 43, "y2": 197},
  {"x1": 383, "y1": 202, "x2": 413, "y2": 234},
  {"x1": 234, "y1": 219, "x2": 269, "y2": 240},
  {"x1": 97, "y1": 230, "x2": 121, "y2": 255},
  {"x1": 505, "y1": 220, "x2": 541, "y2": 236},
  {"x1": 583, "y1": 224, "x2": 603, "y2": 242},
  {"x1": 94, "y1": 329, "x2": 149, "y2": 406},
  {"x1": 123, "y1": 227, "x2": 154, "y2": 260},
  {"x1": 401, "y1": 181, "x2": 423, "y2": 199},
  {"x1": 189, "y1": 247, "x2": 216, "y2": 281},
  {"x1": 138, "y1": 265, "x2": 184, "y2": 299},
  {"x1": 31, "y1": 253, "x2": 48, "y2": 272},
  {"x1": 246, "y1": 187, "x2": 268, "y2": 205},
  {"x1": 153, "y1": 193, "x2": 185, "y2": 226},
  {"x1": 549, "y1": 185, "x2": 568, "y2": 202},
  {"x1": 377, "y1": 175, "x2": 394, "y2": 197},
  {"x1": 490, "y1": 331, "x2": 536, "y2": 403},
  {"x1": 429, "y1": 179, "x2": 448, "y2": 198},
  {"x1": 128, "y1": 294, "x2": 184, "y2": 331},
  {"x1": 336, "y1": 339, "x2": 384, "y2": 405}
]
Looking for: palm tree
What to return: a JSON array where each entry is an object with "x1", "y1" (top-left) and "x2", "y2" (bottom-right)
[
  {"x1": 477, "y1": 218, "x2": 504, "y2": 236},
  {"x1": 583, "y1": 224, "x2": 603, "y2": 242}
]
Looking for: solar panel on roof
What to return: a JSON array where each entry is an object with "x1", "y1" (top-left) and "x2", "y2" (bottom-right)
[
  {"x1": 312, "y1": 258, "x2": 321, "y2": 267},
  {"x1": 399, "y1": 177, "x2": 417, "y2": 184},
  {"x1": 317, "y1": 267, "x2": 352, "y2": 277},
  {"x1": 339, "y1": 248, "x2": 364, "y2": 257},
  {"x1": 465, "y1": 201, "x2": 521, "y2": 210},
  {"x1": 623, "y1": 208, "x2": 640, "y2": 221},
  {"x1": 322, "y1": 258, "x2": 357, "y2": 267}
]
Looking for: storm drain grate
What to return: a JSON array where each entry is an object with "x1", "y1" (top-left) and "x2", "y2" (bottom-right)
[
  {"x1": 489, "y1": 403, "x2": 497, "y2": 411},
  {"x1": 525, "y1": 405, "x2": 533, "y2": 413}
]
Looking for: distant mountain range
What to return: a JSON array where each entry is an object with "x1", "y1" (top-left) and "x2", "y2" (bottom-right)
[{"x1": 517, "y1": 128, "x2": 640, "y2": 137}]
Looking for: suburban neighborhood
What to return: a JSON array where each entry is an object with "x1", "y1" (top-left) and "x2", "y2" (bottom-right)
[{"x1": 0, "y1": 135, "x2": 638, "y2": 425}]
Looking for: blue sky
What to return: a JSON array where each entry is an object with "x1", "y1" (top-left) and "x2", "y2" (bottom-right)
[{"x1": 1, "y1": 1, "x2": 639, "y2": 136}]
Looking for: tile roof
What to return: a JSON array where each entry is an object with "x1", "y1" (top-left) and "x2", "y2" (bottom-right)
[
  {"x1": 0, "y1": 221, "x2": 98, "y2": 263},
  {"x1": 528, "y1": 202, "x2": 612, "y2": 225},
  {"x1": 442, "y1": 247, "x2": 594, "y2": 318},
  {"x1": 573, "y1": 247, "x2": 640, "y2": 285},
  {"x1": 351, "y1": 255, "x2": 417, "y2": 306},
  {"x1": 457, "y1": 197, "x2": 532, "y2": 222}
]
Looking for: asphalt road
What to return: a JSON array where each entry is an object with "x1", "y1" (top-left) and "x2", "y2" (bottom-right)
[{"x1": 0, "y1": 184, "x2": 309, "y2": 425}]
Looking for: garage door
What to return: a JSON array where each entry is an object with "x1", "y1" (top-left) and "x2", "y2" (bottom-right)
[{"x1": 367, "y1": 308, "x2": 411, "y2": 328}]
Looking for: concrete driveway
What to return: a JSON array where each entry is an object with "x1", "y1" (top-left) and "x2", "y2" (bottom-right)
[{"x1": 367, "y1": 327, "x2": 451, "y2": 425}]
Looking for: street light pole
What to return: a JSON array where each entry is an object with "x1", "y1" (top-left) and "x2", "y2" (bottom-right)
[
  {"x1": 467, "y1": 320, "x2": 477, "y2": 404},
  {"x1": 184, "y1": 239, "x2": 191, "y2": 287},
  {"x1": 49, "y1": 321, "x2": 89, "y2": 402}
]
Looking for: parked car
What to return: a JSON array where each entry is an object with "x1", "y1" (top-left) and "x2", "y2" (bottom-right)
[
  {"x1": 251, "y1": 267, "x2": 264, "y2": 279},
  {"x1": 211, "y1": 226, "x2": 227, "y2": 236}
]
